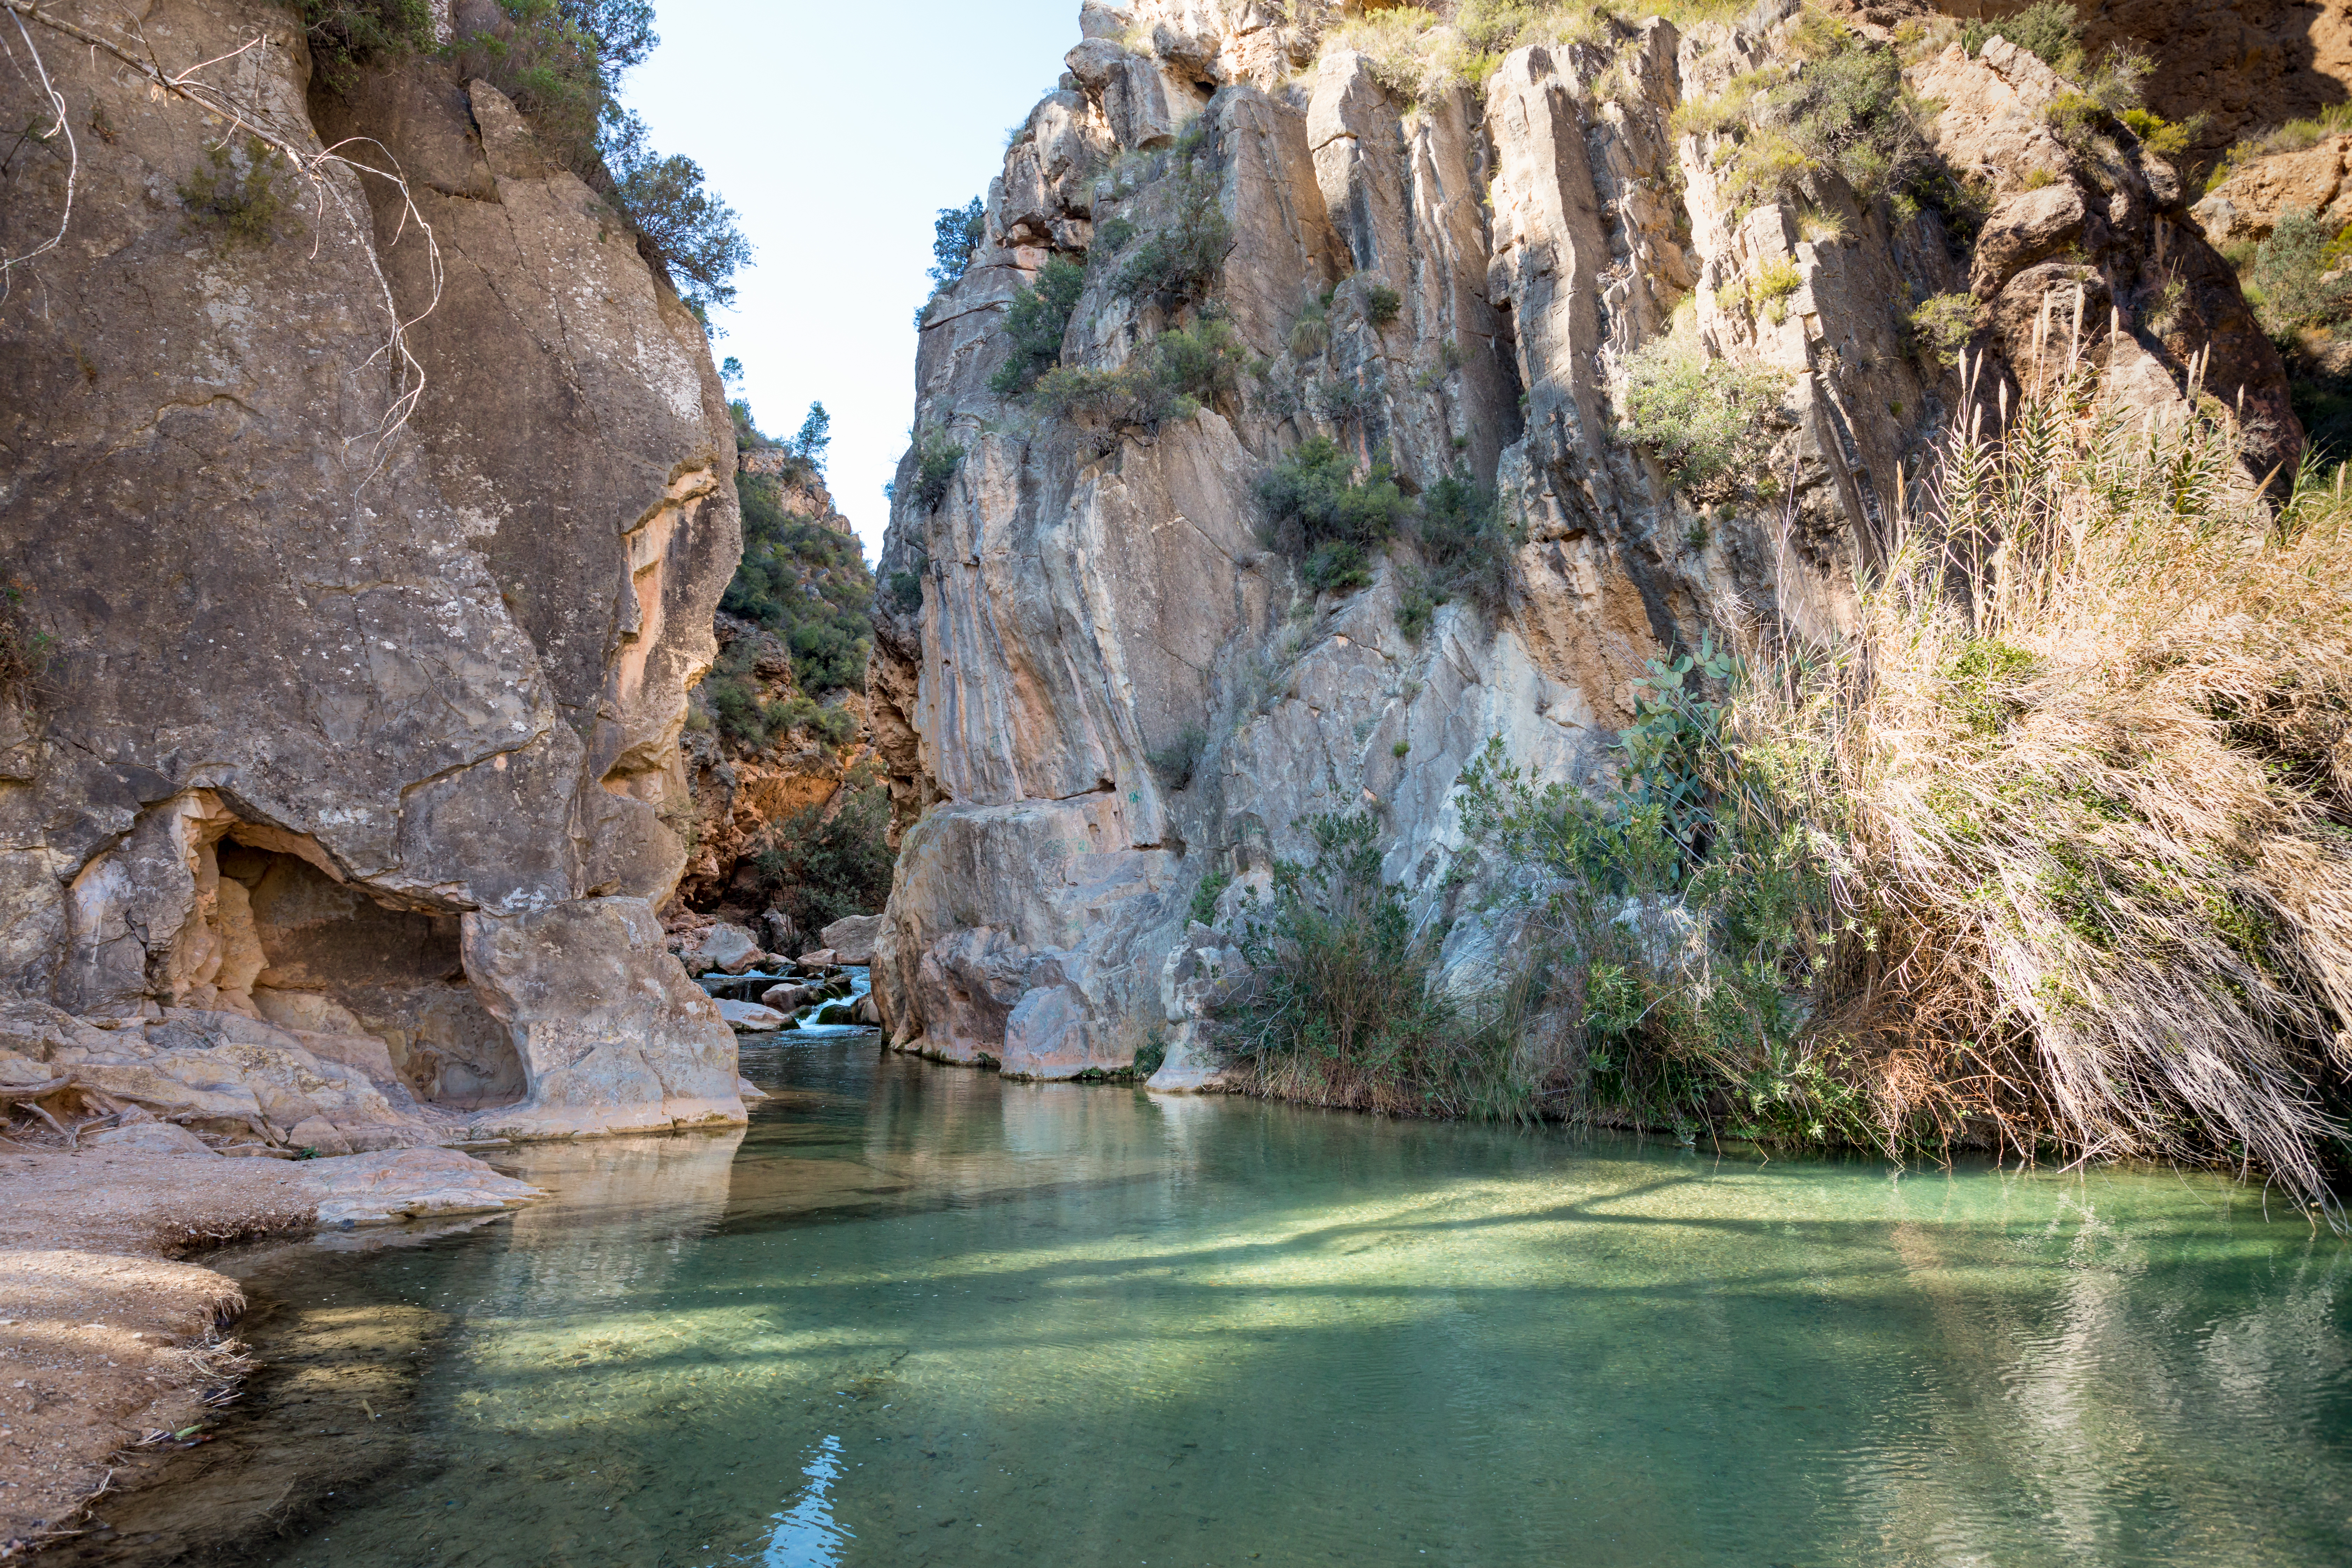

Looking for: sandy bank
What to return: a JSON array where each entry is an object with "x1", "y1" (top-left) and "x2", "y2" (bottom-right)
[{"x1": 0, "y1": 1142, "x2": 539, "y2": 1557}]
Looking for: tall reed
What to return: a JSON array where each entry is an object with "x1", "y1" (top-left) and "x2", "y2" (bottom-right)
[{"x1": 1729, "y1": 316, "x2": 2352, "y2": 1213}]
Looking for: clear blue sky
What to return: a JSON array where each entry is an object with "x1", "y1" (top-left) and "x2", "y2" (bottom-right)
[{"x1": 620, "y1": 1, "x2": 1077, "y2": 561}]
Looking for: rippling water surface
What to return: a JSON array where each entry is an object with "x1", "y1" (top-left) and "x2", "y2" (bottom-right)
[{"x1": 204, "y1": 1037, "x2": 2350, "y2": 1566}]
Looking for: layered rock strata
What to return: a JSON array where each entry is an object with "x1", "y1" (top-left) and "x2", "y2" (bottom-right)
[
  {"x1": 0, "y1": 0, "x2": 743, "y2": 1142},
  {"x1": 868, "y1": 0, "x2": 2288, "y2": 1085}
]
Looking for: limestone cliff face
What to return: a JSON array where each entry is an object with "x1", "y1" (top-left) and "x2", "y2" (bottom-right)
[
  {"x1": 0, "y1": 0, "x2": 743, "y2": 1142},
  {"x1": 869, "y1": 0, "x2": 2288, "y2": 1084}
]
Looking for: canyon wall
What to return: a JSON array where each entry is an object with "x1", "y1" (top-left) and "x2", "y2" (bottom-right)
[
  {"x1": 868, "y1": 0, "x2": 2289, "y2": 1085},
  {"x1": 0, "y1": 0, "x2": 744, "y2": 1146}
]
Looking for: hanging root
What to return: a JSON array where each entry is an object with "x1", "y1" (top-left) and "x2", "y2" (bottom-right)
[{"x1": 0, "y1": 0, "x2": 443, "y2": 476}]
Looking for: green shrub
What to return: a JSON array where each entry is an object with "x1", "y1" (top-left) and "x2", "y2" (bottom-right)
[
  {"x1": 746, "y1": 777, "x2": 896, "y2": 934},
  {"x1": 1408, "y1": 469, "x2": 1516, "y2": 618},
  {"x1": 1701, "y1": 20, "x2": 1944, "y2": 222},
  {"x1": 1398, "y1": 574, "x2": 1438, "y2": 642},
  {"x1": 1094, "y1": 215, "x2": 1138, "y2": 254},
  {"x1": 2248, "y1": 209, "x2": 2352, "y2": 337},
  {"x1": 1364, "y1": 284, "x2": 1403, "y2": 325},
  {"x1": 910, "y1": 428, "x2": 965, "y2": 511},
  {"x1": 2120, "y1": 107, "x2": 2196, "y2": 160},
  {"x1": 298, "y1": 0, "x2": 436, "y2": 86},
  {"x1": 1288, "y1": 297, "x2": 1331, "y2": 359},
  {"x1": 176, "y1": 138, "x2": 286, "y2": 249},
  {"x1": 1131, "y1": 1032, "x2": 1169, "y2": 1078},
  {"x1": 1618, "y1": 341, "x2": 1788, "y2": 499},
  {"x1": 1906, "y1": 291, "x2": 1979, "y2": 369},
  {"x1": 1189, "y1": 867, "x2": 1233, "y2": 927},
  {"x1": 434, "y1": 3, "x2": 745, "y2": 314},
  {"x1": 1256, "y1": 437, "x2": 1412, "y2": 593},
  {"x1": 1148, "y1": 317, "x2": 1245, "y2": 405},
  {"x1": 1027, "y1": 318, "x2": 1244, "y2": 446},
  {"x1": 1223, "y1": 813, "x2": 1518, "y2": 1117},
  {"x1": 1114, "y1": 160, "x2": 1231, "y2": 308},
  {"x1": 1961, "y1": 1, "x2": 2084, "y2": 76},
  {"x1": 989, "y1": 257, "x2": 1088, "y2": 397},
  {"x1": 721, "y1": 461, "x2": 874, "y2": 697},
  {"x1": 603, "y1": 111, "x2": 751, "y2": 312},
  {"x1": 1302, "y1": 539, "x2": 1374, "y2": 594}
]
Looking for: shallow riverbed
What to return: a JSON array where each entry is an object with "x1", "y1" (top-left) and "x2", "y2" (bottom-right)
[{"x1": 95, "y1": 1035, "x2": 2352, "y2": 1566}]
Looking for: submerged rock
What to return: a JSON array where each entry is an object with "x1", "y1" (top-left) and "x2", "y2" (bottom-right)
[{"x1": 295, "y1": 1147, "x2": 544, "y2": 1229}]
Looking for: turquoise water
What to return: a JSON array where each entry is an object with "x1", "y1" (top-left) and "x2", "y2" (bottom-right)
[{"x1": 209, "y1": 1037, "x2": 2351, "y2": 1566}]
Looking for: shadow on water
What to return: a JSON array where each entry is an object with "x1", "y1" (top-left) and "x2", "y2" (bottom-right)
[{"x1": 59, "y1": 1032, "x2": 2352, "y2": 1568}]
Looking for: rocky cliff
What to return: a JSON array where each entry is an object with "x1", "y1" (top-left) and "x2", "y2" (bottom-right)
[
  {"x1": 0, "y1": 0, "x2": 745, "y2": 1146},
  {"x1": 868, "y1": 0, "x2": 2292, "y2": 1085}
]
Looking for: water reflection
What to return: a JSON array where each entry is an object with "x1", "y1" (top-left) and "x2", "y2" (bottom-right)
[
  {"x1": 752, "y1": 1434, "x2": 850, "y2": 1568},
  {"x1": 180, "y1": 1037, "x2": 2352, "y2": 1568}
]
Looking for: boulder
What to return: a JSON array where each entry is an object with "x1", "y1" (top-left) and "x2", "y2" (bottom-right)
[
  {"x1": 717, "y1": 1000, "x2": 790, "y2": 1032},
  {"x1": 736, "y1": 1076, "x2": 769, "y2": 1100},
  {"x1": 296, "y1": 1147, "x2": 544, "y2": 1229},
  {"x1": 795, "y1": 948, "x2": 841, "y2": 969},
  {"x1": 687, "y1": 923, "x2": 766, "y2": 975},
  {"x1": 760, "y1": 983, "x2": 814, "y2": 1010},
  {"x1": 462, "y1": 898, "x2": 747, "y2": 1139},
  {"x1": 83, "y1": 1120, "x2": 218, "y2": 1157},
  {"x1": 852, "y1": 994, "x2": 882, "y2": 1026},
  {"x1": 818, "y1": 914, "x2": 884, "y2": 965},
  {"x1": 286, "y1": 1116, "x2": 357, "y2": 1157}
]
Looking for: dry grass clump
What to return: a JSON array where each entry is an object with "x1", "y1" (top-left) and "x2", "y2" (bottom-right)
[{"x1": 1737, "y1": 323, "x2": 2352, "y2": 1213}]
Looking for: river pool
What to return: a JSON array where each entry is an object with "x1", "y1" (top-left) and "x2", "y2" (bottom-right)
[{"x1": 91, "y1": 1034, "x2": 2352, "y2": 1566}]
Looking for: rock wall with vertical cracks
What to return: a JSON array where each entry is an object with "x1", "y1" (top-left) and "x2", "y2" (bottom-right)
[
  {"x1": 0, "y1": 0, "x2": 744, "y2": 1147},
  {"x1": 867, "y1": 0, "x2": 2291, "y2": 1087}
]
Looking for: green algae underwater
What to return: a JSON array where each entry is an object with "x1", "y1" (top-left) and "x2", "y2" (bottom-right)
[{"x1": 78, "y1": 1035, "x2": 2352, "y2": 1566}]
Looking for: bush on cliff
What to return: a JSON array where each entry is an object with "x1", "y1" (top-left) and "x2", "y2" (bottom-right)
[
  {"x1": 908, "y1": 428, "x2": 965, "y2": 511},
  {"x1": 298, "y1": 0, "x2": 436, "y2": 85},
  {"x1": 721, "y1": 400, "x2": 875, "y2": 703},
  {"x1": 1113, "y1": 147, "x2": 1231, "y2": 309},
  {"x1": 1959, "y1": 0, "x2": 2083, "y2": 76},
  {"x1": 1029, "y1": 319, "x2": 1247, "y2": 452},
  {"x1": 930, "y1": 198, "x2": 987, "y2": 288},
  {"x1": 990, "y1": 257, "x2": 1089, "y2": 397},
  {"x1": 1618, "y1": 340, "x2": 1789, "y2": 500},
  {"x1": 1256, "y1": 438, "x2": 1412, "y2": 595},
  {"x1": 422, "y1": 1, "x2": 748, "y2": 315},
  {"x1": 603, "y1": 113, "x2": 752, "y2": 312}
]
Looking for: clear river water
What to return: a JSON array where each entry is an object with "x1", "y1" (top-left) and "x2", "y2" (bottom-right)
[{"x1": 114, "y1": 1032, "x2": 2352, "y2": 1566}]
